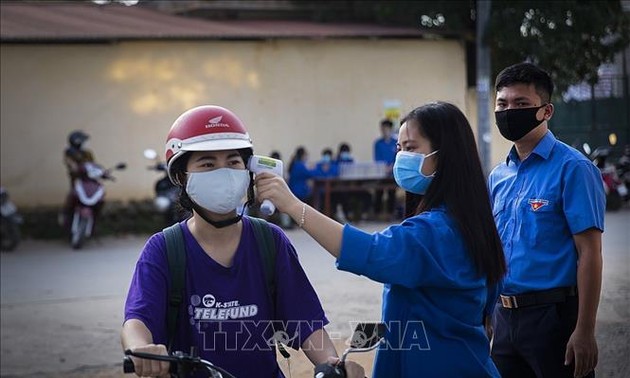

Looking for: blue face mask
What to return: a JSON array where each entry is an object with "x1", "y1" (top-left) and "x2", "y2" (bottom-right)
[
  {"x1": 393, "y1": 150, "x2": 438, "y2": 194},
  {"x1": 321, "y1": 154, "x2": 331, "y2": 163}
]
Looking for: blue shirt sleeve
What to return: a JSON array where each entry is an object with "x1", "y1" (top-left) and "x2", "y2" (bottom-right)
[
  {"x1": 337, "y1": 214, "x2": 478, "y2": 289},
  {"x1": 291, "y1": 161, "x2": 316, "y2": 179},
  {"x1": 374, "y1": 139, "x2": 388, "y2": 163},
  {"x1": 562, "y1": 160, "x2": 605, "y2": 234}
]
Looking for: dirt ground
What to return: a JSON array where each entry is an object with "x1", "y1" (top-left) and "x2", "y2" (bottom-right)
[{"x1": 2, "y1": 212, "x2": 628, "y2": 378}]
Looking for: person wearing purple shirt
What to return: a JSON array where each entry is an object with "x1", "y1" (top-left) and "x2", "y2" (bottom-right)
[{"x1": 121, "y1": 105, "x2": 365, "y2": 378}]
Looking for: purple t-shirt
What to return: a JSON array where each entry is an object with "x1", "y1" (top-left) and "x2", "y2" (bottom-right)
[{"x1": 125, "y1": 217, "x2": 328, "y2": 377}]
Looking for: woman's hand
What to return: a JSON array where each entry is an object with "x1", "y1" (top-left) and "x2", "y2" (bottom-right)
[
  {"x1": 129, "y1": 343, "x2": 169, "y2": 377},
  {"x1": 327, "y1": 356, "x2": 366, "y2": 378},
  {"x1": 254, "y1": 172, "x2": 302, "y2": 215}
]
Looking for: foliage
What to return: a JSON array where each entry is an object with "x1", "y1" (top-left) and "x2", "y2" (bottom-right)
[
  {"x1": 292, "y1": 0, "x2": 630, "y2": 95},
  {"x1": 489, "y1": 0, "x2": 630, "y2": 94}
]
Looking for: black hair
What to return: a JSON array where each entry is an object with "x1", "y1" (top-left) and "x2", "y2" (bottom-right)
[
  {"x1": 380, "y1": 119, "x2": 394, "y2": 128},
  {"x1": 270, "y1": 150, "x2": 281, "y2": 160},
  {"x1": 322, "y1": 148, "x2": 333, "y2": 156},
  {"x1": 173, "y1": 148, "x2": 255, "y2": 212},
  {"x1": 288, "y1": 146, "x2": 307, "y2": 176},
  {"x1": 338, "y1": 143, "x2": 350, "y2": 153},
  {"x1": 495, "y1": 62, "x2": 554, "y2": 103},
  {"x1": 401, "y1": 102, "x2": 506, "y2": 285}
]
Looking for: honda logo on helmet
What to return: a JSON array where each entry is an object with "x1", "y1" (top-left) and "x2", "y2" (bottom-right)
[{"x1": 206, "y1": 116, "x2": 230, "y2": 128}]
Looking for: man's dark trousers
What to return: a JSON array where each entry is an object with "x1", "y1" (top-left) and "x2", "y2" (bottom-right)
[{"x1": 491, "y1": 296, "x2": 595, "y2": 378}]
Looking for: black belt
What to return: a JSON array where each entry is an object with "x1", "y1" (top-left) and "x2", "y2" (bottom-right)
[{"x1": 499, "y1": 286, "x2": 577, "y2": 309}]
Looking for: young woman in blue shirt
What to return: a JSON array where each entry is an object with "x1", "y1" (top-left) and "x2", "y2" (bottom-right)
[
  {"x1": 287, "y1": 146, "x2": 318, "y2": 203},
  {"x1": 255, "y1": 101, "x2": 506, "y2": 377}
]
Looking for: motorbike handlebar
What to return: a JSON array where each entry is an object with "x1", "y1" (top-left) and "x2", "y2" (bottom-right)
[
  {"x1": 314, "y1": 362, "x2": 346, "y2": 378},
  {"x1": 123, "y1": 355, "x2": 177, "y2": 374},
  {"x1": 123, "y1": 349, "x2": 236, "y2": 378}
]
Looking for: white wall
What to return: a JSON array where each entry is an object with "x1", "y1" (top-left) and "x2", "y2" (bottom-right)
[{"x1": 1, "y1": 38, "x2": 470, "y2": 206}]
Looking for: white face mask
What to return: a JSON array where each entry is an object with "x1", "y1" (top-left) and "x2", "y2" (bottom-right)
[{"x1": 186, "y1": 168, "x2": 250, "y2": 214}]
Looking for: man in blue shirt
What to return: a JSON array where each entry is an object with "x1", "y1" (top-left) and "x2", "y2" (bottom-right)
[
  {"x1": 373, "y1": 119, "x2": 398, "y2": 220},
  {"x1": 489, "y1": 63, "x2": 605, "y2": 378}
]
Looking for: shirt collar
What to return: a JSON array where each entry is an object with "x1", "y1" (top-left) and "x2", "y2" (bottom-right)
[{"x1": 505, "y1": 130, "x2": 556, "y2": 165}]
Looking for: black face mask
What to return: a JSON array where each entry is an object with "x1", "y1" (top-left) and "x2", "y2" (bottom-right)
[{"x1": 495, "y1": 104, "x2": 547, "y2": 141}]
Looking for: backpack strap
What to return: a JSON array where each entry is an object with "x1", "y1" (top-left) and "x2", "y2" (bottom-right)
[
  {"x1": 248, "y1": 216, "x2": 277, "y2": 313},
  {"x1": 248, "y1": 216, "x2": 290, "y2": 358},
  {"x1": 162, "y1": 223, "x2": 186, "y2": 352}
]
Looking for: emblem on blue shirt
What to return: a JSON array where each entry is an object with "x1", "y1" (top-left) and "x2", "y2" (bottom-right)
[{"x1": 528, "y1": 198, "x2": 549, "y2": 211}]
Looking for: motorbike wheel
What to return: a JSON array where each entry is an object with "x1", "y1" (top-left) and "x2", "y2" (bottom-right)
[
  {"x1": 606, "y1": 191, "x2": 622, "y2": 212},
  {"x1": 0, "y1": 218, "x2": 20, "y2": 251},
  {"x1": 71, "y1": 215, "x2": 89, "y2": 249}
]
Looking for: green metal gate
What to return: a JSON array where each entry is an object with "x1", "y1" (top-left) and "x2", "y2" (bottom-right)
[{"x1": 551, "y1": 75, "x2": 630, "y2": 157}]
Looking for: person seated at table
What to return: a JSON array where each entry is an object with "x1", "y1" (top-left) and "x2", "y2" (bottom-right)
[
  {"x1": 312, "y1": 148, "x2": 341, "y2": 214},
  {"x1": 288, "y1": 146, "x2": 318, "y2": 204},
  {"x1": 335, "y1": 142, "x2": 354, "y2": 164},
  {"x1": 315, "y1": 148, "x2": 338, "y2": 178},
  {"x1": 335, "y1": 142, "x2": 372, "y2": 222}
]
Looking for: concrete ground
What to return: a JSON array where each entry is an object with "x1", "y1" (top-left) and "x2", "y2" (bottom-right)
[{"x1": 1, "y1": 210, "x2": 628, "y2": 377}]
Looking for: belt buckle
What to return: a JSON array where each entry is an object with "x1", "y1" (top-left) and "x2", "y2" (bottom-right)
[{"x1": 501, "y1": 295, "x2": 517, "y2": 309}]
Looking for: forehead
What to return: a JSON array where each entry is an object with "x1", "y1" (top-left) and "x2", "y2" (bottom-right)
[
  {"x1": 397, "y1": 120, "x2": 424, "y2": 143},
  {"x1": 496, "y1": 83, "x2": 542, "y2": 102}
]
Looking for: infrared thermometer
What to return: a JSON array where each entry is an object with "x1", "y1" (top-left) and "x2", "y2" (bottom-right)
[{"x1": 247, "y1": 155, "x2": 284, "y2": 216}]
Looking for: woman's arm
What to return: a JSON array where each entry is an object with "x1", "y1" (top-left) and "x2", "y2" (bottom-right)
[
  {"x1": 565, "y1": 228, "x2": 602, "y2": 378},
  {"x1": 303, "y1": 332, "x2": 367, "y2": 378},
  {"x1": 256, "y1": 172, "x2": 344, "y2": 258},
  {"x1": 301, "y1": 328, "x2": 338, "y2": 365},
  {"x1": 121, "y1": 319, "x2": 170, "y2": 377}
]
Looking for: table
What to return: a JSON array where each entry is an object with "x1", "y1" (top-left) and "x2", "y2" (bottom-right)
[{"x1": 311, "y1": 177, "x2": 398, "y2": 218}]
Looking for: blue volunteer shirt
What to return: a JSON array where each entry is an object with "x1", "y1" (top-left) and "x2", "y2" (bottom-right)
[
  {"x1": 337, "y1": 206, "x2": 501, "y2": 377},
  {"x1": 374, "y1": 137, "x2": 397, "y2": 166},
  {"x1": 488, "y1": 131, "x2": 605, "y2": 295},
  {"x1": 288, "y1": 160, "x2": 316, "y2": 201}
]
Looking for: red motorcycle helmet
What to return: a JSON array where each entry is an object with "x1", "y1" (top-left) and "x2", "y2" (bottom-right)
[{"x1": 165, "y1": 105, "x2": 253, "y2": 184}]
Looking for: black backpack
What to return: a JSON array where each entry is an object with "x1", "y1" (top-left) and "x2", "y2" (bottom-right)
[{"x1": 162, "y1": 216, "x2": 277, "y2": 350}]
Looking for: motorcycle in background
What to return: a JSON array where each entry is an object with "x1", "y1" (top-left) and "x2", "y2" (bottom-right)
[
  {"x1": 590, "y1": 146, "x2": 628, "y2": 211},
  {"x1": 144, "y1": 149, "x2": 184, "y2": 225},
  {"x1": 68, "y1": 161, "x2": 126, "y2": 249},
  {"x1": 0, "y1": 187, "x2": 23, "y2": 251},
  {"x1": 615, "y1": 144, "x2": 630, "y2": 202}
]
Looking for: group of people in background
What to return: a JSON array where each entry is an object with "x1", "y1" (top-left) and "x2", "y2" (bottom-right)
[
  {"x1": 121, "y1": 61, "x2": 605, "y2": 378},
  {"x1": 275, "y1": 119, "x2": 400, "y2": 224}
]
